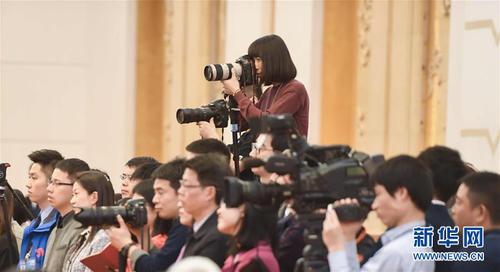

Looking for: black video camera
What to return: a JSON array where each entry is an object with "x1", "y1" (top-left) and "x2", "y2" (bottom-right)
[
  {"x1": 74, "y1": 198, "x2": 147, "y2": 228},
  {"x1": 204, "y1": 55, "x2": 257, "y2": 87},
  {"x1": 176, "y1": 99, "x2": 229, "y2": 128}
]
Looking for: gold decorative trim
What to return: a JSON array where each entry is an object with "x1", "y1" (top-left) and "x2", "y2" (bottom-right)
[
  {"x1": 465, "y1": 20, "x2": 500, "y2": 46},
  {"x1": 461, "y1": 129, "x2": 500, "y2": 154},
  {"x1": 358, "y1": 0, "x2": 372, "y2": 67}
]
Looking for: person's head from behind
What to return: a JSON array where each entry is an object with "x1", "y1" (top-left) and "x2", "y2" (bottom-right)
[
  {"x1": 167, "y1": 256, "x2": 221, "y2": 272},
  {"x1": 48, "y1": 158, "x2": 90, "y2": 214},
  {"x1": 125, "y1": 162, "x2": 161, "y2": 198},
  {"x1": 452, "y1": 172, "x2": 500, "y2": 230},
  {"x1": 121, "y1": 156, "x2": 158, "y2": 198},
  {"x1": 26, "y1": 149, "x2": 64, "y2": 205},
  {"x1": 185, "y1": 138, "x2": 231, "y2": 164},
  {"x1": 70, "y1": 170, "x2": 114, "y2": 211},
  {"x1": 131, "y1": 178, "x2": 157, "y2": 232},
  {"x1": 248, "y1": 34, "x2": 296, "y2": 86},
  {"x1": 178, "y1": 154, "x2": 232, "y2": 221},
  {"x1": 418, "y1": 146, "x2": 467, "y2": 203},
  {"x1": 370, "y1": 155, "x2": 433, "y2": 228},
  {"x1": 217, "y1": 200, "x2": 276, "y2": 254},
  {"x1": 152, "y1": 158, "x2": 185, "y2": 220}
]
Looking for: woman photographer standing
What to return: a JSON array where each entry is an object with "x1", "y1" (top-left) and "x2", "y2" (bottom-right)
[
  {"x1": 217, "y1": 200, "x2": 279, "y2": 272},
  {"x1": 199, "y1": 34, "x2": 310, "y2": 138},
  {"x1": 223, "y1": 34, "x2": 309, "y2": 137},
  {"x1": 63, "y1": 171, "x2": 115, "y2": 272}
]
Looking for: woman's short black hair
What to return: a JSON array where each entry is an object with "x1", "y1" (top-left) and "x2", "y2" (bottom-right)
[
  {"x1": 228, "y1": 203, "x2": 277, "y2": 256},
  {"x1": 248, "y1": 34, "x2": 297, "y2": 85}
]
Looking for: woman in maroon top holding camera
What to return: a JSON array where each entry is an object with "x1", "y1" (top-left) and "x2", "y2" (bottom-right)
[{"x1": 221, "y1": 34, "x2": 309, "y2": 137}]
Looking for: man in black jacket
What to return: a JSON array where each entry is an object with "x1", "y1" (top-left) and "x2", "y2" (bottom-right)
[
  {"x1": 177, "y1": 154, "x2": 230, "y2": 267},
  {"x1": 418, "y1": 146, "x2": 468, "y2": 272},
  {"x1": 451, "y1": 172, "x2": 500, "y2": 272}
]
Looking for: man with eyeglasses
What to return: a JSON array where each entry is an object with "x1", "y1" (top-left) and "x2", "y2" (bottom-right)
[
  {"x1": 177, "y1": 153, "x2": 231, "y2": 267},
  {"x1": 120, "y1": 156, "x2": 158, "y2": 199},
  {"x1": 43, "y1": 158, "x2": 90, "y2": 272},
  {"x1": 19, "y1": 149, "x2": 64, "y2": 271}
]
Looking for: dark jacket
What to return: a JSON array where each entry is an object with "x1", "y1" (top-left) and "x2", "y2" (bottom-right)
[
  {"x1": 276, "y1": 214, "x2": 304, "y2": 272},
  {"x1": 452, "y1": 229, "x2": 500, "y2": 272},
  {"x1": 19, "y1": 208, "x2": 59, "y2": 270},
  {"x1": 0, "y1": 232, "x2": 19, "y2": 271},
  {"x1": 426, "y1": 203, "x2": 456, "y2": 272},
  {"x1": 131, "y1": 219, "x2": 189, "y2": 271},
  {"x1": 182, "y1": 212, "x2": 229, "y2": 267}
]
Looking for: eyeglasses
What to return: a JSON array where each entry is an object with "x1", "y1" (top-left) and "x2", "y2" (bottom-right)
[
  {"x1": 48, "y1": 179, "x2": 73, "y2": 187},
  {"x1": 251, "y1": 143, "x2": 273, "y2": 154},
  {"x1": 120, "y1": 173, "x2": 132, "y2": 181},
  {"x1": 179, "y1": 179, "x2": 203, "y2": 189}
]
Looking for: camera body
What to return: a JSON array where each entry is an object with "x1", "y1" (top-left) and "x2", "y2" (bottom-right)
[
  {"x1": 0, "y1": 163, "x2": 9, "y2": 199},
  {"x1": 204, "y1": 55, "x2": 257, "y2": 87},
  {"x1": 74, "y1": 198, "x2": 148, "y2": 228},
  {"x1": 176, "y1": 99, "x2": 229, "y2": 128}
]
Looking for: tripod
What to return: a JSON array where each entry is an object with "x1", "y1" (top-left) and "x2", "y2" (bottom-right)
[
  {"x1": 293, "y1": 213, "x2": 330, "y2": 272},
  {"x1": 225, "y1": 95, "x2": 241, "y2": 177}
]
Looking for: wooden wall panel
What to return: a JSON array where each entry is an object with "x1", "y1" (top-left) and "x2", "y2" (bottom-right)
[
  {"x1": 320, "y1": 0, "x2": 358, "y2": 146},
  {"x1": 135, "y1": 0, "x2": 165, "y2": 159}
]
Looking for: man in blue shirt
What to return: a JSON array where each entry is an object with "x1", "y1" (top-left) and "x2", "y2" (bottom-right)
[
  {"x1": 451, "y1": 172, "x2": 500, "y2": 272},
  {"x1": 322, "y1": 155, "x2": 435, "y2": 272},
  {"x1": 19, "y1": 149, "x2": 63, "y2": 271}
]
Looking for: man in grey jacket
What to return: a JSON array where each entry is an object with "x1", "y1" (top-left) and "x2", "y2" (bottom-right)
[{"x1": 43, "y1": 158, "x2": 90, "y2": 272}]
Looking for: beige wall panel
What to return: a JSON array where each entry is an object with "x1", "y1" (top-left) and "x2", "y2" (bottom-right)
[
  {"x1": 163, "y1": 0, "x2": 220, "y2": 160},
  {"x1": 354, "y1": 0, "x2": 391, "y2": 155},
  {"x1": 385, "y1": 1, "x2": 426, "y2": 156}
]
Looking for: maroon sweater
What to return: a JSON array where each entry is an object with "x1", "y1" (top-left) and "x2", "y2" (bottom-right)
[{"x1": 233, "y1": 79, "x2": 310, "y2": 137}]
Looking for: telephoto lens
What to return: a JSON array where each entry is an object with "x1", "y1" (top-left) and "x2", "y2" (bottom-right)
[{"x1": 74, "y1": 198, "x2": 147, "y2": 228}]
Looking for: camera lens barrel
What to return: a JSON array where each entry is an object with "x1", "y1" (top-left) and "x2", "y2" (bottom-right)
[
  {"x1": 74, "y1": 206, "x2": 127, "y2": 226},
  {"x1": 204, "y1": 63, "x2": 242, "y2": 81},
  {"x1": 176, "y1": 107, "x2": 215, "y2": 124}
]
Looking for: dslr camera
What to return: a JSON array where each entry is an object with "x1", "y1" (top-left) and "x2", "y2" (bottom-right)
[
  {"x1": 176, "y1": 55, "x2": 258, "y2": 128},
  {"x1": 176, "y1": 99, "x2": 229, "y2": 128},
  {"x1": 74, "y1": 198, "x2": 147, "y2": 228},
  {"x1": 204, "y1": 55, "x2": 257, "y2": 87}
]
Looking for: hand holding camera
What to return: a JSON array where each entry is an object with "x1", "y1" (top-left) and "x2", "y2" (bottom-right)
[
  {"x1": 322, "y1": 198, "x2": 364, "y2": 253},
  {"x1": 221, "y1": 68, "x2": 241, "y2": 96}
]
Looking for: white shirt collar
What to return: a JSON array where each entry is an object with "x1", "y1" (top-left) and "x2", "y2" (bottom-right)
[
  {"x1": 432, "y1": 199, "x2": 446, "y2": 206},
  {"x1": 193, "y1": 210, "x2": 215, "y2": 233},
  {"x1": 40, "y1": 205, "x2": 54, "y2": 222}
]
